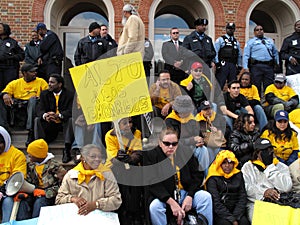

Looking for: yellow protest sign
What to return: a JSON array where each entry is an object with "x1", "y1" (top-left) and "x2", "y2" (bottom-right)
[
  {"x1": 69, "y1": 52, "x2": 152, "y2": 124},
  {"x1": 252, "y1": 200, "x2": 300, "y2": 225}
]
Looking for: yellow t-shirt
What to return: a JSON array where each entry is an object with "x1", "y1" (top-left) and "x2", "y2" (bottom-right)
[
  {"x1": 265, "y1": 84, "x2": 297, "y2": 102},
  {"x1": 2, "y1": 77, "x2": 48, "y2": 100},
  {"x1": 261, "y1": 130, "x2": 299, "y2": 161},
  {"x1": 240, "y1": 85, "x2": 260, "y2": 101}
]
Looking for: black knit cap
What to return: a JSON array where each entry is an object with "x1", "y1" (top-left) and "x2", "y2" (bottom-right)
[
  {"x1": 194, "y1": 18, "x2": 208, "y2": 26},
  {"x1": 89, "y1": 22, "x2": 101, "y2": 33}
]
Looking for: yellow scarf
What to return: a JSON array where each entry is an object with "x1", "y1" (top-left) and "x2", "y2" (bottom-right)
[
  {"x1": 166, "y1": 110, "x2": 195, "y2": 124},
  {"x1": 195, "y1": 111, "x2": 216, "y2": 122},
  {"x1": 206, "y1": 150, "x2": 240, "y2": 182},
  {"x1": 252, "y1": 158, "x2": 280, "y2": 169},
  {"x1": 73, "y1": 162, "x2": 104, "y2": 184}
]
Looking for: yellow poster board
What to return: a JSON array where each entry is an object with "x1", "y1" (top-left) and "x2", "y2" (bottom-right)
[
  {"x1": 252, "y1": 200, "x2": 300, "y2": 225},
  {"x1": 69, "y1": 52, "x2": 152, "y2": 124}
]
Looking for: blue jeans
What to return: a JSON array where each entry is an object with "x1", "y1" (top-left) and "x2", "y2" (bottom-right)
[
  {"x1": 253, "y1": 105, "x2": 268, "y2": 132},
  {"x1": 1, "y1": 196, "x2": 31, "y2": 222},
  {"x1": 193, "y1": 146, "x2": 210, "y2": 172},
  {"x1": 225, "y1": 107, "x2": 248, "y2": 130},
  {"x1": 32, "y1": 196, "x2": 50, "y2": 218},
  {"x1": 149, "y1": 190, "x2": 213, "y2": 225}
]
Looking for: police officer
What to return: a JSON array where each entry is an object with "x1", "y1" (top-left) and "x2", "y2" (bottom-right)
[
  {"x1": 36, "y1": 23, "x2": 63, "y2": 78},
  {"x1": 215, "y1": 22, "x2": 242, "y2": 90},
  {"x1": 183, "y1": 18, "x2": 216, "y2": 69},
  {"x1": 0, "y1": 23, "x2": 25, "y2": 92},
  {"x1": 243, "y1": 25, "x2": 279, "y2": 95},
  {"x1": 280, "y1": 20, "x2": 300, "y2": 75}
]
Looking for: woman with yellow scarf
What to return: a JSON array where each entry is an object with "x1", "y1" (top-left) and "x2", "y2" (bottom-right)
[
  {"x1": 206, "y1": 150, "x2": 250, "y2": 225},
  {"x1": 55, "y1": 144, "x2": 121, "y2": 214}
]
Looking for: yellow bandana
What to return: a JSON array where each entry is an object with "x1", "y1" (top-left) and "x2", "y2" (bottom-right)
[
  {"x1": 166, "y1": 110, "x2": 195, "y2": 124},
  {"x1": 252, "y1": 158, "x2": 280, "y2": 169},
  {"x1": 206, "y1": 150, "x2": 240, "y2": 182},
  {"x1": 73, "y1": 162, "x2": 104, "y2": 184}
]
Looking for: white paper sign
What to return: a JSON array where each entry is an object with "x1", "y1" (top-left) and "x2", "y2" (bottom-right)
[
  {"x1": 37, "y1": 203, "x2": 119, "y2": 225},
  {"x1": 286, "y1": 73, "x2": 300, "y2": 96}
]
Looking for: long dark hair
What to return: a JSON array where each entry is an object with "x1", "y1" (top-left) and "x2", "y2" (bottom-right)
[
  {"x1": 233, "y1": 113, "x2": 255, "y2": 132},
  {"x1": 0, "y1": 23, "x2": 11, "y2": 36},
  {"x1": 262, "y1": 120, "x2": 296, "y2": 141}
]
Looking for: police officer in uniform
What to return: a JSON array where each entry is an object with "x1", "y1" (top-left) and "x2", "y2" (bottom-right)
[
  {"x1": 280, "y1": 20, "x2": 300, "y2": 75},
  {"x1": 183, "y1": 18, "x2": 216, "y2": 69},
  {"x1": 214, "y1": 22, "x2": 242, "y2": 90},
  {"x1": 243, "y1": 25, "x2": 279, "y2": 95},
  {"x1": 0, "y1": 23, "x2": 25, "y2": 92}
]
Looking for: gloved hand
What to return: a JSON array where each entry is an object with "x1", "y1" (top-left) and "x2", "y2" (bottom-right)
[
  {"x1": 14, "y1": 192, "x2": 28, "y2": 202},
  {"x1": 284, "y1": 101, "x2": 294, "y2": 111},
  {"x1": 116, "y1": 149, "x2": 130, "y2": 162},
  {"x1": 33, "y1": 189, "x2": 46, "y2": 197}
]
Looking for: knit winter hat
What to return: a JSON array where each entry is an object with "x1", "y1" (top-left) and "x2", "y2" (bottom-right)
[{"x1": 27, "y1": 139, "x2": 48, "y2": 158}]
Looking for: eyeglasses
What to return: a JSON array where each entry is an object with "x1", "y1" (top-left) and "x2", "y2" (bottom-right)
[
  {"x1": 255, "y1": 28, "x2": 263, "y2": 31},
  {"x1": 162, "y1": 141, "x2": 178, "y2": 147},
  {"x1": 275, "y1": 81, "x2": 284, "y2": 84},
  {"x1": 193, "y1": 69, "x2": 202, "y2": 72},
  {"x1": 172, "y1": 32, "x2": 179, "y2": 34}
]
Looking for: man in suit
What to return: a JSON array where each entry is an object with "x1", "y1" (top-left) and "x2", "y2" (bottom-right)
[
  {"x1": 161, "y1": 27, "x2": 187, "y2": 84},
  {"x1": 34, "y1": 74, "x2": 74, "y2": 163}
]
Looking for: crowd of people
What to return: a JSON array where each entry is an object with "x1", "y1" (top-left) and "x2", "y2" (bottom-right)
[{"x1": 0, "y1": 3, "x2": 300, "y2": 224}]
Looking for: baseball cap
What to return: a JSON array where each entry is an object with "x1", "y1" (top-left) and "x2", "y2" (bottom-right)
[
  {"x1": 274, "y1": 73, "x2": 286, "y2": 82},
  {"x1": 194, "y1": 18, "x2": 208, "y2": 26},
  {"x1": 21, "y1": 64, "x2": 38, "y2": 72},
  {"x1": 36, "y1": 23, "x2": 46, "y2": 31},
  {"x1": 200, "y1": 100, "x2": 211, "y2": 110},
  {"x1": 274, "y1": 110, "x2": 289, "y2": 121},
  {"x1": 254, "y1": 138, "x2": 272, "y2": 151},
  {"x1": 191, "y1": 62, "x2": 203, "y2": 70}
]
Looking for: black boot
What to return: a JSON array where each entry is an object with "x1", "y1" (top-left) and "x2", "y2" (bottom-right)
[
  {"x1": 62, "y1": 144, "x2": 72, "y2": 163},
  {"x1": 25, "y1": 130, "x2": 34, "y2": 147}
]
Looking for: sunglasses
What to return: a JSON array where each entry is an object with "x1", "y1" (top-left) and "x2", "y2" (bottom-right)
[
  {"x1": 255, "y1": 28, "x2": 263, "y2": 31},
  {"x1": 172, "y1": 32, "x2": 179, "y2": 34},
  {"x1": 162, "y1": 141, "x2": 178, "y2": 147},
  {"x1": 193, "y1": 69, "x2": 202, "y2": 72},
  {"x1": 275, "y1": 81, "x2": 284, "y2": 84}
]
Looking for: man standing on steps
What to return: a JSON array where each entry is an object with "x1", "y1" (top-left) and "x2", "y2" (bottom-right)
[{"x1": 34, "y1": 74, "x2": 74, "y2": 163}]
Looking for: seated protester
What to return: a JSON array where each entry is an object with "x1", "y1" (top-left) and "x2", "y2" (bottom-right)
[
  {"x1": 180, "y1": 62, "x2": 212, "y2": 112},
  {"x1": 219, "y1": 80, "x2": 254, "y2": 131},
  {"x1": 149, "y1": 69, "x2": 182, "y2": 119},
  {"x1": 34, "y1": 74, "x2": 74, "y2": 163},
  {"x1": 25, "y1": 139, "x2": 66, "y2": 218},
  {"x1": 144, "y1": 127, "x2": 213, "y2": 225},
  {"x1": 0, "y1": 126, "x2": 27, "y2": 222},
  {"x1": 229, "y1": 114, "x2": 260, "y2": 169},
  {"x1": 206, "y1": 150, "x2": 250, "y2": 225},
  {"x1": 261, "y1": 110, "x2": 299, "y2": 166},
  {"x1": 165, "y1": 95, "x2": 210, "y2": 171},
  {"x1": 239, "y1": 72, "x2": 267, "y2": 132},
  {"x1": 241, "y1": 138, "x2": 292, "y2": 222},
  {"x1": 55, "y1": 144, "x2": 122, "y2": 212},
  {"x1": 0, "y1": 64, "x2": 48, "y2": 145},
  {"x1": 105, "y1": 117, "x2": 143, "y2": 225},
  {"x1": 264, "y1": 73, "x2": 300, "y2": 118},
  {"x1": 195, "y1": 100, "x2": 227, "y2": 164},
  {"x1": 289, "y1": 158, "x2": 300, "y2": 193}
]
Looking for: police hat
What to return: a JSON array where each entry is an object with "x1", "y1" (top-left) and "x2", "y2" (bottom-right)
[
  {"x1": 226, "y1": 22, "x2": 236, "y2": 29},
  {"x1": 194, "y1": 18, "x2": 208, "y2": 26}
]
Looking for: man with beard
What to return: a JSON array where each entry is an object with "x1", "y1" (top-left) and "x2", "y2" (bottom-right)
[
  {"x1": 149, "y1": 70, "x2": 182, "y2": 119},
  {"x1": 280, "y1": 20, "x2": 300, "y2": 75},
  {"x1": 34, "y1": 74, "x2": 74, "y2": 163},
  {"x1": 0, "y1": 64, "x2": 48, "y2": 144},
  {"x1": 117, "y1": 4, "x2": 145, "y2": 56},
  {"x1": 36, "y1": 23, "x2": 64, "y2": 78}
]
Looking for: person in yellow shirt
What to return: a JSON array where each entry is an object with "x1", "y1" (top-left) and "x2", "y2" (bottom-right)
[
  {"x1": 105, "y1": 117, "x2": 143, "y2": 225},
  {"x1": 0, "y1": 63, "x2": 48, "y2": 145},
  {"x1": 149, "y1": 70, "x2": 182, "y2": 118},
  {"x1": 261, "y1": 110, "x2": 299, "y2": 166},
  {"x1": 239, "y1": 72, "x2": 267, "y2": 132},
  {"x1": 264, "y1": 73, "x2": 300, "y2": 118},
  {"x1": 0, "y1": 126, "x2": 28, "y2": 222}
]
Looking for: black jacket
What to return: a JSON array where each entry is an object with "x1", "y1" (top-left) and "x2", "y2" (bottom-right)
[
  {"x1": 0, "y1": 37, "x2": 25, "y2": 67},
  {"x1": 25, "y1": 40, "x2": 40, "y2": 64},
  {"x1": 206, "y1": 173, "x2": 248, "y2": 223},
  {"x1": 144, "y1": 145, "x2": 204, "y2": 203},
  {"x1": 38, "y1": 88, "x2": 73, "y2": 122},
  {"x1": 40, "y1": 30, "x2": 63, "y2": 62},
  {"x1": 229, "y1": 129, "x2": 260, "y2": 167}
]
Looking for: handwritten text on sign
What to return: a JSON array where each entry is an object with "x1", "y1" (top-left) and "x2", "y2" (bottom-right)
[{"x1": 70, "y1": 52, "x2": 152, "y2": 124}]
